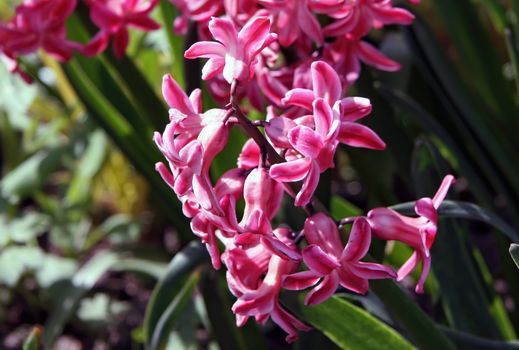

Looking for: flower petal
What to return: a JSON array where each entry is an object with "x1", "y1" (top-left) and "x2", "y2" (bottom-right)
[
  {"x1": 348, "y1": 261, "x2": 397, "y2": 280},
  {"x1": 209, "y1": 16, "x2": 238, "y2": 47},
  {"x1": 338, "y1": 121, "x2": 386, "y2": 150},
  {"x1": 339, "y1": 97, "x2": 372, "y2": 122},
  {"x1": 283, "y1": 271, "x2": 321, "y2": 290},
  {"x1": 294, "y1": 161, "x2": 320, "y2": 207},
  {"x1": 282, "y1": 88, "x2": 315, "y2": 110},
  {"x1": 270, "y1": 158, "x2": 312, "y2": 182},
  {"x1": 431, "y1": 174, "x2": 456, "y2": 209},
  {"x1": 304, "y1": 271, "x2": 339, "y2": 305},
  {"x1": 162, "y1": 74, "x2": 194, "y2": 114},
  {"x1": 357, "y1": 41, "x2": 401, "y2": 71},
  {"x1": 341, "y1": 217, "x2": 371, "y2": 262},
  {"x1": 184, "y1": 41, "x2": 226, "y2": 58},
  {"x1": 288, "y1": 125, "x2": 324, "y2": 159},
  {"x1": 303, "y1": 245, "x2": 340, "y2": 275},
  {"x1": 311, "y1": 61, "x2": 342, "y2": 103}
]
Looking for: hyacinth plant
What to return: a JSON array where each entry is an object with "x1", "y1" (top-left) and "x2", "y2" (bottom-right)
[
  {"x1": 3, "y1": 0, "x2": 519, "y2": 349},
  {"x1": 152, "y1": 2, "x2": 456, "y2": 341}
]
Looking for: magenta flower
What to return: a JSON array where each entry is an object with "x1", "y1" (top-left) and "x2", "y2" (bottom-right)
[
  {"x1": 323, "y1": 34, "x2": 401, "y2": 85},
  {"x1": 0, "y1": 0, "x2": 80, "y2": 80},
  {"x1": 169, "y1": 0, "x2": 223, "y2": 34},
  {"x1": 283, "y1": 60, "x2": 385, "y2": 151},
  {"x1": 324, "y1": 0, "x2": 415, "y2": 38},
  {"x1": 240, "y1": 168, "x2": 284, "y2": 234},
  {"x1": 367, "y1": 175, "x2": 456, "y2": 293},
  {"x1": 285, "y1": 213, "x2": 395, "y2": 304},
  {"x1": 83, "y1": 0, "x2": 160, "y2": 58},
  {"x1": 269, "y1": 98, "x2": 339, "y2": 207},
  {"x1": 154, "y1": 74, "x2": 229, "y2": 211},
  {"x1": 231, "y1": 253, "x2": 310, "y2": 342},
  {"x1": 184, "y1": 16, "x2": 277, "y2": 83},
  {"x1": 257, "y1": 0, "x2": 343, "y2": 46},
  {"x1": 270, "y1": 61, "x2": 385, "y2": 206}
]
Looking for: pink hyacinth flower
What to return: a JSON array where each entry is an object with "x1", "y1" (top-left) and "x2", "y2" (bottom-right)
[
  {"x1": 285, "y1": 213, "x2": 395, "y2": 304},
  {"x1": 240, "y1": 168, "x2": 284, "y2": 234},
  {"x1": 257, "y1": 0, "x2": 343, "y2": 46},
  {"x1": 324, "y1": 35, "x2": 401, "y2": 85},
  {"x1": 324, "y1": 0, "x2": 415, "y2": 38},
  {"x1": 0, "y1": 0, "x2": 80, "y2": 62},
  {"x1": 84, "y1": 0, "x2": 161, "y2": 58},
  {"x1": 269, "y1": 98, "x2": 339, "y2": 207},
  {"x1": 169, "y1": 0, "x2": 223, "y2": 34},
  {"x1": 232, "y1": 254, "x2": 310, "y2": 342},
  {"x1": 367, "y1": 175, "x2": 456, "y2": 293},
  {"x1": 282, "y1": 60, "x2": 386, "y2": 151},
  {"x1": 154, "y1": 74, "x2": 229, "y2": 211},
  {"x1": 184, "y1": 16, "x2": 277, "y2": 83},
  {"x1": 271, "y1": 61, "x2": 385, "y2": 206}
]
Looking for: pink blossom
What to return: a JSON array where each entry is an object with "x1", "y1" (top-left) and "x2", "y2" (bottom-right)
[
  {"x1": 154, "y1": 74, "x2": 230, "y2": 211},
  {"x1": 269, "y1": 98, "x2": 339, "y2": 207},
  {"x1": 184, "y1": 16, "x2": 277, "y2": 83},
  {"x1": 169, "y1": 0, "x2": 223, "y2": 34},
  {"x1": 240, "y1": 168, "x2": 284, "y2": 234},
  {"x1": 323, "y1": 34, "x2": 401, "y2": 85},
  {"x1": 0, "y1": 0, "x2": 80, "y2": 80},
  {"x1": 84, "y1": 0, "x2": 160, "y2": 58},
  {"x1": 257, "y1": 0, "x2": 343, "y2": 46},
  {"x1": 367, "y1": 175, "x2": 456, "y2": 293},
  {"x1": 283, "y1": 60, "x2": 385, "y2": 151},
  {"x1": 270, "y1": 61, "x2": 384, "y2": 206},
  {"x1": 324, "y1": 0, "x2": 415, "y2": 39},
  {"x1": 231, "y1": 253, "x2": 310, "y2": 342},
  {"x1": 221, "y1": 228, "x2": 307, "y2": 342},
  {"x1": 285, "y1": 213, "x2": 395, "y2": 304}
]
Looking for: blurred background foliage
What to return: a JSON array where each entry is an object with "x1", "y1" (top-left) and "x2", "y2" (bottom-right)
[{"x1": 2, "y1": 0, "x2": 519, "y2": 349}]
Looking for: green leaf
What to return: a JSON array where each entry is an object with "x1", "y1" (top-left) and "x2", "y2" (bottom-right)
[
  {"x1": 63, "y1": 59, "x2": 191, "y2": 239},
  {"x1": 199, "y1": 271, "x2": 267, "y2": 350},
  {"x1": 510, "y1": 244, "x2": 519, "y2": 269},
  {"x1": 403, "y1": 17, "x2": 519, "y2": 215},
  {"x1": 144, "y1": 242, "x2": 209, "y2": 349},
  {"x1": 0, "y1": 146, "x2": 68, "y2": 199},
  {"x1": 65, "y1": 129, "x2": 108, "y2": 206},
  {"x1": 43, "y1": 251, "x2": 119, "y2": 348},
  {"x1": 158, "y1": 0, "x2": 185, "y2": 89},
  {"x1": 0, "y1": 211, "x2": 50, "y2": 245},
  {"x1": 111, "y1": 258, "x2": 168, "y2": 280},
  {"x1": 441, "y1": 326, "x2": 519, "y2": 350},
  {"x1": 370, "y1": 280, "x2": 456, "y2": 350},
  {"x1": 301, "y1": 296, "x2": 414, "y2": 350},
  {"x1": 330, "y1": 196, "x2": 362, "y2": 220},
  {"x1": 149, "y1": 272, "x2": 200, "y2": 350},
  {"x1": 0, "y1": 246, "x2": 43, "y2": 286}
]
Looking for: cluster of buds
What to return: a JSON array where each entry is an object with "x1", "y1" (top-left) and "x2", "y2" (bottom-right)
[
  {"x1": 154, "y1": 0, "x2": 455, "y2": 342},
  {"x1": 0, "y1": 0, "x2": 161, "y2": 82}
]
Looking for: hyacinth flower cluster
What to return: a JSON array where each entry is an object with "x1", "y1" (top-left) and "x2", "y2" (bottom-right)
[
  {"x1": 154, "y1": 0, "x2": 455, "y2": 342},
  {"x1": 0, "y1": 0, "x2": 456, "y2": 343},
  {"x1": 0, "y1": 0, "x2": 161, "y2": 82}
]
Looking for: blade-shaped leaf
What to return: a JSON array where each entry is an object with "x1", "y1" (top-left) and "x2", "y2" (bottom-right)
[
  {"x1": 301, "y1": 296, "x2": 414, "y2": 350},
  {"x1": 149, "y1": 272, "x2": 200, "y2": 350},
  {"x1": 370, "y1": 280, "x2": 456, "y2": 350},
  {"x1": 144, "y1": 242, "x2": 209, "y2": 349}
]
